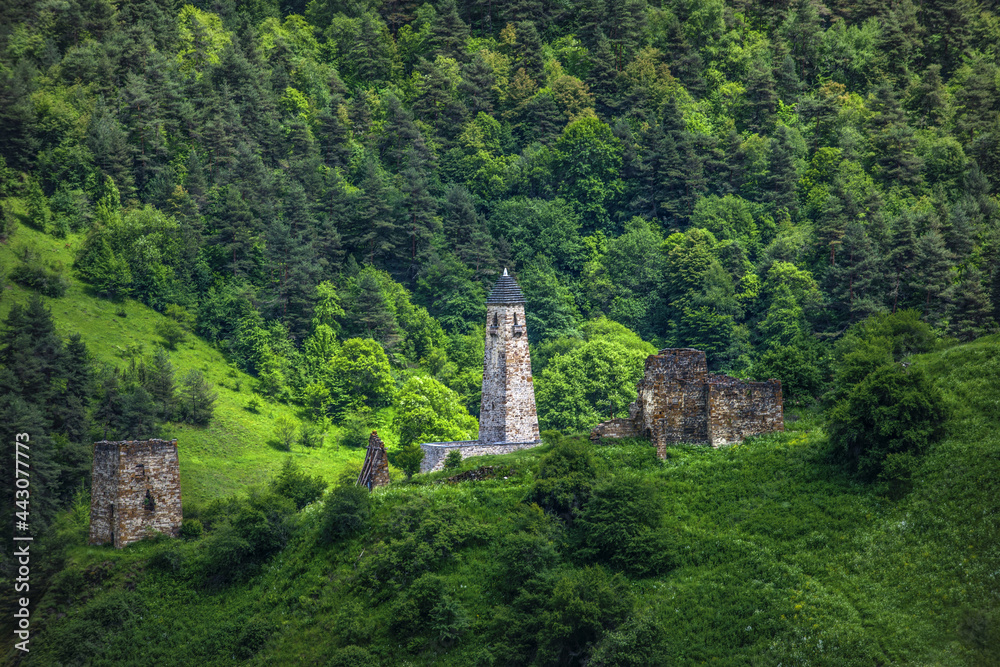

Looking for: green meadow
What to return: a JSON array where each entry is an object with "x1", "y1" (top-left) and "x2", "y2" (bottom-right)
[
  {"x1": 1, "y1": 221, "x2": 371, "y2": 505},
  {"x1": 9, "y1": 333, "x2": 999, "y2": 665}
]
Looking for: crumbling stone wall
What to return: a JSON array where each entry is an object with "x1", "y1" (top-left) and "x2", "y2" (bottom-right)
[
  {"x1": 591, "y1": 349, "x2": 783, "y2": 455},
  {"x1": 357, "y1": 431, "x2": 391, "y2": 489},
  {"x1": 707, "y1": 376, "x2": 784, "y2": 445},
  {"x1": 89, "y1": 439, "x2": 182, "y2": 548},
  {"x1": 420, "y1": 440, "x2": 540, "y2": 473}
]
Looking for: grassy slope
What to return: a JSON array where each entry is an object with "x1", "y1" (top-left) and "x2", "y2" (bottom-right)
[
  {"x1": 0, "y1": 221, "x2": 368, "y2": 505},
  {"x1": 9, "y1": 335, "x2": 998, "y2": 665}
]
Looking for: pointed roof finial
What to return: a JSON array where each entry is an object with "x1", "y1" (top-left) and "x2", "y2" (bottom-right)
[{"x1": 487, "y1": 268, "x2": 525, "y2": 304}]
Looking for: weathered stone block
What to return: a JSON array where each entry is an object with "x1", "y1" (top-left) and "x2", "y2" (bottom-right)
[
  {"x1": 89, "y1": 439, "x2": 182, "y2": 548},
  {"x1": 357, "y1": 431, "x2": 391, "y2": 489}
]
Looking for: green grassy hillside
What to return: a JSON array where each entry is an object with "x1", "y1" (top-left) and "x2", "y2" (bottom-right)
[
  {"x1": 0, "y1": 222, "x2": 369, "y2": 505},
  {"x1": 8, "y1": 336, "x2": 998, "y2": 666}
]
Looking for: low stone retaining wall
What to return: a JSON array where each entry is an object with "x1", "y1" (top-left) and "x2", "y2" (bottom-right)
[
  {"x1": 419, "y1": 440, "x2": 541, "y2": 473},
  {"x1": 589, "y1": 418, "x2": 639, "y2": 440}
]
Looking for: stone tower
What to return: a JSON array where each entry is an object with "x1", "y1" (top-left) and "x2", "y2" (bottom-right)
[
  {"x1": 479, "y1": 269, "x2": 540, "y2": 444},
  {"x1": 89, "y1": 439, "x2": 182, "y2": 548}
]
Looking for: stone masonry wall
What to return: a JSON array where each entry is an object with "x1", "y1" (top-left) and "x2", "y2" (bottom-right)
[
  {"x1": 357, "y1": 431, "x2": 391, "y2": 489},
  {"x1": 591, "y1": 349, "x2": 783, "y2": 456},
  {"x1": 420, "y1": 440, "x2": 540, "y2": 474},
  {"x1": 707, "y1": 377, "x2": 784, "y2": 446},
  {"x1": 479, "y1": 302, "x2": 540, "y2": 444},
  {"x1": 589, "y1": 418, "x2": 639, "y2": 440},
  {"x1": 89, "y1": 439, "x2": 182, "y2": 548}
]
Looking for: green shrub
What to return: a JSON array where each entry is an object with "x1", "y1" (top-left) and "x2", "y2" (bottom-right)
[
  {"x1": 391, "y1": 442, "x2": 424, "y2": 478},
  {"x1": 199, "y1": 492, "x2": 295, "y2": 587},
  {"x1": 573, "y1": 475, "x2": 675, "y2": 577},
  {"x1": 273, "y1": 415, "x2": 297, "y2": 451},
  {"x1": 149, "y1": 546, "x2": 184, "y2": 573},
  {"x1": 326, "y1": 646, "x2": 375, "y2": 667},
  {"x1": 234, "y1": 616, "x2": 276, "y2": 660},
  {"x1": 155, "y1": 318, "x2": 186, "y2": 349},
  {"x1": 525, "y1": 436, "x2": 598, "y2": 520},
  {"x1": 827, "y1": 364, "x2": 948, "y2": 481},
  {"x1": 337, "y1": 411, "x2": 371, "y2": 449},
  {"x1": 319, "y1": 485, "x2": 371, "y2": 544},
  {"x1": 299, "y1": 419, "x2": 325, "y2": 448},
  {"x1": 246, "y1": 393, "x2": 263, "y2": 413},
  {"x1": 9, "y1": 259, "x2": 68, "y2": 297},
  {"x1": 179, "y1": 518, "x2": 203, "y2": 539},
  {"x1": 357, "y1": 500, "x2": 476, "y2": 598},
  {"x1": 491, "y1": 530, "x2": 561, "y2": 602},
  {"x1": 270, "y1": 457, "x2": 328, "y2": 509},
  {"x1": 753, "y1": 341, "x2": 825, "y2": 405},
  {"x1": 443, "y1": 449, "x2": 463, "y2": 470}
]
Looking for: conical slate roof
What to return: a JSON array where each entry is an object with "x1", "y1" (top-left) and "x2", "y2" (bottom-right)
[{"x1": 487, "y1": 268, "x2": 526, "y2": 304}]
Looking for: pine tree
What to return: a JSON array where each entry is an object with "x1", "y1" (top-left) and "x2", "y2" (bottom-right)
[
  {"x1": 887, "y1": 211, "x2": 920, "y2": 313},
  {"x1": 350, "y1": 271, "x2": 399, "y2": 346},
  {"x1": 443, "y1": 184, "x2": 496, "y2": 278},
  {"x1": 911, "y1": 227, "x2": 955, "y2": 325},
  {"x1": 459, "y1": 52, "x2": 497, "y2": 118},
  {"x1": 413, "y1": 59, "x2": 469, "y2": 148},
  {"x1": 207, "y1": 184, "x2": 262, "y2": 280},
  {"x1": 514, "y1": 21, "x2": 544, "y2": 80},
  {"x1": 146, "y1": 347, "x2": 176, "y2": 422},
  {"x1": 349, "y1": 158, "x2": 398, "y2": 266},
  {"x1": 824, "y1": 222, "x2": 887, "y2": 326},
  {"x1": 178, "y1": 369, "x2": 217, "y2": 426},
  {"x1": 380, "y1": 93, "x2": 428, "y2": 173},
  {"x1": 315, "y1": 100, "x2": 352, "y2": 170},
  {"x1": 742, "y1": 59, "x2": 778, "y2": 135},
  {"x1": 764, "y1": 125, "x2": 800, "y2": 218},
  {"x1": 0, "y1": 296, "x2": 66, "y2": 409},
  {"x1": 867, "y1": 83, "x2": 923, "y2": 191},
  {"x1": 398, "y1": 151, "x2": 439, "y2": 278},
  {"x1": 587, "y1": 35, "x2": 623, "y2": 118},
  {"x1": 951, "y1": 270, "x2": 994, "y2": 341},
  {"x1": 517, "y1": 91, "x2": 564, "y2": 146},
  {"x1": 431, "y1": 0, "x2": 470, "y2": 61}
]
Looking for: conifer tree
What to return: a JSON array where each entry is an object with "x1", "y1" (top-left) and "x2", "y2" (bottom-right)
[
  {"x1": 146, "y1": 347, "x2": 177, "y2": 422},
  {"x1": 459, "y1": 52, "x2": 497, "y2": 118},
  {"x1": 764, "y1": 125, "x2": 800, "y2": 218},
  {"x1": 911, "y1": 227, "x2": 955, "y2": 325},
  {"x1": 443, "y1": 184, "x2": 495, "y2": 278},
  {"x1": 824, "y1": 222, "x2": 886, "y2": 326},
  {"x1": 431, "y1": 0, "x2": 470, "y2": 61},
  {"x1": 951, "y1": 270, "x2": 994, "y2": 341}
]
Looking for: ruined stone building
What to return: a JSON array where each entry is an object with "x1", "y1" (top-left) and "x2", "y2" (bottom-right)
[
  {"x1": 89, "y1": 439, "x2": 182, "y2": 548},
  {"x1": 420, "y1": 269, "x2": 541, "y2": 473},
  {"x1": 357, "y1": 431, "x2": 391, "y2": 489},
  {"x1": 591, "y1": 348, "x2": 783, "y2": 456}
]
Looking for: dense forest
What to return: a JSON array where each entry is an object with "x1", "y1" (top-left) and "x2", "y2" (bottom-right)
[{"x1": 3, "y1": 0, "x2": 1000, "y2": 411}]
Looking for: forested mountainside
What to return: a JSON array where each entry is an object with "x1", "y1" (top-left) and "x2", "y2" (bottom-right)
[
  {"x1": 3, "y1": 0, "x2": 1000, "y2": 375},
  {"x1": 3, "y1": 0, "x2": 1000, "y2": 549}
]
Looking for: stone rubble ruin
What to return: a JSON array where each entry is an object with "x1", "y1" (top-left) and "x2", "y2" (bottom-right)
[
  {"x1": 420, "y1": 268, "x2": 542, "y2": 473},
  {"x1": 89, "y1": 439, "x2": 182, "y2": 548},
  {"x1": 357, "y1": 430, "x2": 391, "y2": 489},
  {"x1": 591, "y1": 348, "x2": 783, "y2": 456}
]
